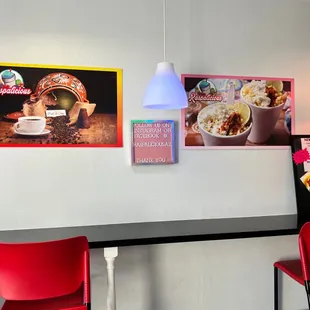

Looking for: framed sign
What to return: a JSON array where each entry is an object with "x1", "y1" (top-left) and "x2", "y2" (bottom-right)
[
  {"x1": 131, "y1": 120, "x2": 176, "y2": 165},
  {"x1": 0, "y1": 62, "x2": 123, "y2": 147},
  {"x1": 181, "y1": 74, "x2": 294, "y2": 149},
  {"x1": 291, "y1": 135, "x2": 310, "y2": 228}
]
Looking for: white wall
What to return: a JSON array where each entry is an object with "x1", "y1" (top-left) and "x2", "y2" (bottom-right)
[
  {"x1": 91, "y1": 236, "x2": 306, "y2": 310},
  {"x1": 0, "y1": 0, "x2": 307, "y2": 230}
]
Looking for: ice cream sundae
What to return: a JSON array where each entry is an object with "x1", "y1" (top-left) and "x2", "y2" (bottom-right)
[
  {"x1": 240, "y1": 79, "x2": 288, "y2": 144},
  {"x1": 197, "y1": 102, "x2": 252, "y2": 146},
  {"x1": 198, "y1": 103, "x2": 250, "y2": 136},
  {"x1": 241, "y1": 80, "x2": 287, "y2": 107}
]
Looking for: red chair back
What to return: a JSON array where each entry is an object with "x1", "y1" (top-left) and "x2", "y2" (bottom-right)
[
  {"x1": 299, "y1": 222, "x2": 310, "y2": 281},
  {"x1": 0, "y1": 236, "x2": 90, "y2": 301}
]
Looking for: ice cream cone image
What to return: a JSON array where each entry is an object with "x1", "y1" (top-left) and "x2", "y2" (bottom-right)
[{"x1": 1, "y1": 69, "x2": 16, "y2": 87}]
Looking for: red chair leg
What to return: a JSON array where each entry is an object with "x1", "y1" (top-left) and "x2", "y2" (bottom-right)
[
  {"x1": 305, "y1": 281, "x2": 310, "y2": 309},
  {"x1": 274, "y1": 266, "x2": 279, "y2": 310}
]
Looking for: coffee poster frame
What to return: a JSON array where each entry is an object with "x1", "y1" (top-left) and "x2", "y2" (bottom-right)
[
  {"x1": 0, "y1": 62, "x2": 123, "y2": 147},
  {"x1": 181, "y1": 74, "x2": 294, "y2": 149}
]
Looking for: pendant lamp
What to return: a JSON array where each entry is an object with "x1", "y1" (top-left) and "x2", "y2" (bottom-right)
[{"x1": 142, "y1": 0, "x2": 188, "y2": 110}]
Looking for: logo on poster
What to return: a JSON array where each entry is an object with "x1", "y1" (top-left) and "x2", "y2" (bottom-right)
[
  {"x1": 188, "y1": 92, "x2": 223, "y2": 104},
  {"x1": 0, "y1": 69, "x2": 32, "y2": 96},
  {"x1": 188, "y1": 80, "x2": 223, "y2": 104}
]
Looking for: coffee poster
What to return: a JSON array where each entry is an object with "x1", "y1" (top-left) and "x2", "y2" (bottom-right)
[
  {"x1": 181, "y1": 74, "x2": 294, "y2": 149},
  {"x1": 0, "y1": 63, "x2": 123, "y2": 147}
]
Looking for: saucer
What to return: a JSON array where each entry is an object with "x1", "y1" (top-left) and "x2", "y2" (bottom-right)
[{"x1": 13, "y1": 123, "x2": 51, "y2": 136}]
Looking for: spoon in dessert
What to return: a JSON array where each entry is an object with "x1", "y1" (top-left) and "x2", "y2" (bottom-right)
[{"x1": 226, "y1": 81, "x2": 235, "y2": 106}]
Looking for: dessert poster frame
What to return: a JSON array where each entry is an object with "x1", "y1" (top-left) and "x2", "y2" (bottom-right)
[
  {"x1": 0, "y1": 62, "x2": 123, "y2": 147},
  {"x1": 291, "y1": 135, "x2": 310, "y2": 228},
  {"x1": 181, "y1": 74, "x2": 294, "y2": 149}
]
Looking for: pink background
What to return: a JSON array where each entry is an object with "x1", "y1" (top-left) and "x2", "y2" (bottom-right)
[{"x1": 132, "y1": 122, "x2": 174, "y2": 164}]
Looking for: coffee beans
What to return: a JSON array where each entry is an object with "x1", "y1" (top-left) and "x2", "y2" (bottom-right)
[{"x1": 51, "y1": 115, "x2": 81, "y2": 144}]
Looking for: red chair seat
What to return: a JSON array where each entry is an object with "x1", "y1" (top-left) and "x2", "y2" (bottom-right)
[
  {"x1": 2, "y1": 285, "x2": 86, "y2": 310},
  {"x1": 274, "y1": 259, "x2": 304, "y2": 285},
  {"x1": 0, "y1": 236, "x2": 90, "y2": 310},
  {"x1": 274, "y1": 223, "x2": 310, "y2": 310}
]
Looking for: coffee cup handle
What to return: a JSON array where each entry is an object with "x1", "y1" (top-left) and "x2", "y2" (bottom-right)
[{"x1": 15, "y1": 122, "x2": 20, "y2": 130}]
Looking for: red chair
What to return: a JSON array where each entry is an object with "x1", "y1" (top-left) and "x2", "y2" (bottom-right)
[
  {"x1": 0, "y1": 236, "x2": 90, "y2": 310},
  {"x1": 274, "y1": 222, "x2": 310, "y2": 310}
]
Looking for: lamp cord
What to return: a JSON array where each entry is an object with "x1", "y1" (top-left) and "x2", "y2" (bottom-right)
[{"x1": 163, "y1": 0, "x2": 166, "y2": 62}]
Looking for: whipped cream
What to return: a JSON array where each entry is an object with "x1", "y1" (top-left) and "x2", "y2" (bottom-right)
[{"x1": 242, "y1": 80, "x2": 271, "y2": 107}]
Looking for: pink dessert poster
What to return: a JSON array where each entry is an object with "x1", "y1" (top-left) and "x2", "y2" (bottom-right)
[{"x1": 181, "y1": 74, "x2": 294, "y2": 149}]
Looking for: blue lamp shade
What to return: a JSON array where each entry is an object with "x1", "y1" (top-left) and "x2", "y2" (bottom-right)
[{"x1": 143, "y1": 62, "x2": 188, "y2": 110}]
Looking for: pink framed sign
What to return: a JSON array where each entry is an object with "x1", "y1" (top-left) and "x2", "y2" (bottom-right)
[
  {"x1": 181, "y1": 74, "x2": 294, "y2": 149},
  {"x1": 131, "y1": 120, "x2": 176, "y2": 165}
]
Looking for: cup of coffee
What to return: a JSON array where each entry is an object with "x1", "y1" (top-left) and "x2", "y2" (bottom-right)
[{"x1": 16, "y1": 116, "x2": 46, "y2": 134}]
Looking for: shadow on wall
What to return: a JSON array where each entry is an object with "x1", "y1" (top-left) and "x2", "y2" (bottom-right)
[
  {"x1": 90, "y1": 246, "x2": 161, "y2": 310},
  {"x1": 146, "y1": 247, "x2": 162, "y2": 310}
]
